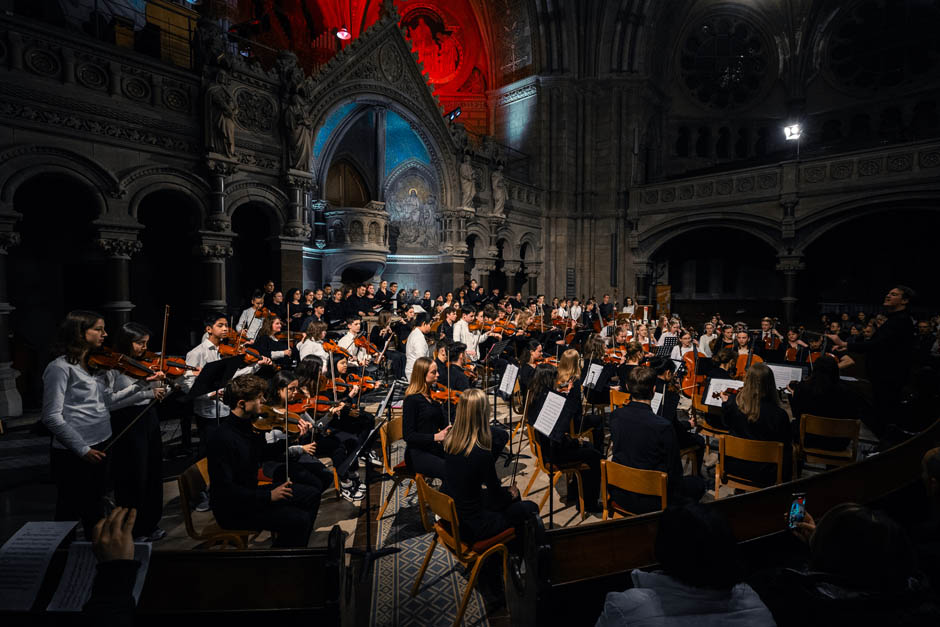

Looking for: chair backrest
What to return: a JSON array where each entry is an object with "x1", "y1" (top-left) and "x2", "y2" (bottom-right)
[
  {"x1": 601, "y1": 460, "x2": 667, "y2": 517},
  {"x1": 610, "y1": 389, "x2": 631, "y2": 410},
  {"x1": 415, "y1": 475, "x2": 467, "y2": 560},
  {"x1": 800, "y1": 414, "x2": 861, "y2": 452},
  {"x1": 379, "y1": 414, "x2": 404, "y2": 474},
  {"x1": 526, "y1": 423, "x2": 550, "y2": 474},
  {"x1": 178, "y1": 459, "x2": 210, "y2": 540},
  {"x1": 719, "y1": 434, "x2": 784, "y2": 485}
]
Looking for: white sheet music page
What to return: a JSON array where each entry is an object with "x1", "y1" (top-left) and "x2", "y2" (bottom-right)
[
  {"x1": 704, "y1": 379, "x2": 743, "y2": 407},
  {"x1": 651, "y1": 391, "x2": 664, "y2": 414},
  {"x1": 764, "y1": 363, "x2": 804, "y2": 390},
  {"x1": 584, "y1": 363, "x2": 604, "y2": 389},
  {"x1": 47, "y1": 541, "x2": 151, "y2": 611},
  {"x1": 0, "y1": 521, "x2": 77, "y2": 611},
  {"x1": 534, "y1": 391, "x2": 567, "y2": 437},
  {"x1": 499, "y1": 363, "x2": 519, "y2": 397}
]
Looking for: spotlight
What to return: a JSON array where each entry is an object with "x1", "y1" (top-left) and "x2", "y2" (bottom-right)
[
  {"x1": 336, "y1": 26, "x2": 351, "y2": 40},
  {"x1": 783, "y1": 123, "x2": 802, "y2": 141},
  {"x1": 445, "y1": 107, "x2": 462, "y2": 121},
  {"x1": 184, "y1": 0, "x2": 203, "y2": 5}
]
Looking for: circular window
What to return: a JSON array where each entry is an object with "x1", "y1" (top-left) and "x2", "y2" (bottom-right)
[
  {"x1": 827, "y1": 0, "x2": 940, "y2": 92},
  {"x1": 679, "y1": 15, "x2": 771, "y2": 110}
]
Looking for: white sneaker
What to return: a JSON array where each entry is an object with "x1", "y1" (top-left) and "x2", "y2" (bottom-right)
[
  {"x1": 340, "y1": 483, "x2": 365, "y2": 502},
  {"x1": 193, "y1": 490, "x2": 210, "y2": 512},
  {"x1": 360, "y1": 450, "x2": 383, "y2": 467}
]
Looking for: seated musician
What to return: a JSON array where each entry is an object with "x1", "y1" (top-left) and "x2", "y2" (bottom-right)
[
  {"x1": 756, "y1": 317, "x2": 785, "y2": 361},
  {"x1": 608, "y1": 367, "x2": 705, "y2": 514},
  {"x1": 297, "y1": 320, "x2": 329, "y2": 370},
  {"x1": 650, "y1": 357, "x2": 706, "y2": 478},
  {"x1": 656, "y1": 319, "x2": 681, "y2": 347},
  {"x1": 718, "y1": 363, "x2": 793, "y2": 487},
  {"x1": 616, "y1": 340, "x2": 644, "y2": 388},
  {"x1": 285, "y1": 288, "x2": 304, "y2": 332},
  {"x1": 337, "y1": 317, "x2": 371, "y2": 373},
  {"x1": 403, "y1": 356, "x2": 450, "y2": 480},
  {"x1": 443, "y1": 388, "x2": 539, "y2": 551},
  {"x1": 370, "y1": 309, "x2": 405, "y2": 380},
  {"x1": 698, "y1": 321, "x2": 717, "y2": 358},
  {"x1": 235, "y1": 290, "x2": 266, "y2": 341},
  {"x1": 298, "y1": 299, "x2": 326, "y2": 333},
  {"x1": 669, "y1": 330, "x2": 695, "y2": 361},
  {"x1": 710, "y1": 324, "x2": 735, "y2": 355},
  {"x1": 207, "y1": 374, "x2": 323, "y2": 548},
  {"x1": 453, "y1": 305, "x2": 482, "y2": 362},
  {"x1": 582, "y1": 335, "x2": 616, "y2": 411},
  {"x1": 442, "y1": 341, "x2": 471, "y2": 392},
  {"x1": 518, "y1": 339, "x2": 542, "y2": 403},
  {"x1": 633, "y1": 323, "x2": 653, "y2": 353},
  {"x1": 251, "y1": 316, "x2": 293, "y2": 369},
  {"x1": 525, "y1": 363, "x2": 602, "y2": 513},
  {"x1": 783, "y1": 327, "x2": 810, "y2": 363},
  {"x1": 558, "y1": 348, "x2": 605, "y2": 450}
]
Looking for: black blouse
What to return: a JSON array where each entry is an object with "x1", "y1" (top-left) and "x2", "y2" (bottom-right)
[{"x1": 402, "y1": 393, "x2": 447, "y2": 454}]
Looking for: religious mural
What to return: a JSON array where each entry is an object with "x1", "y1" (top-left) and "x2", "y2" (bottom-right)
[
  {"x1": 401, "y1": 7, "x2": 463, "y2": 85},
  {"x1": 385, "y1": 169, "x2": 441, "y2": 253},
  {"x1": 494, "y1": 0, "x2": 533, "y2": 83}
]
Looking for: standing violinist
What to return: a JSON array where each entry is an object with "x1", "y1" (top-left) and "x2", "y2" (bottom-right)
[
  {"x1": 252, "y1": 316, "x2": 293, "y2": 369},
  {"x1": 371, "y1": 310, "x2": 405, "y2": 380},
  {"x1": 297, "y1": 321, "x2": 329, "y2": 370},
  {"x1": 41, "y1": 311, "x2": 165, "y2": 539},
  {"x1": 453, "y1": 305, "x2": 481, "y2": 362},
  {"x1": 235, "y1": 290, "x2": 266, "y2": 341},
  {"x1": 439, "y1": 307, "x2": 458, "y2": 342},
  {"x1": 337, "y1": 317, "x2": 371, "y2": 373},
  {"x1": 404, "y1": 312, "x2": 432, "y2": 381}
]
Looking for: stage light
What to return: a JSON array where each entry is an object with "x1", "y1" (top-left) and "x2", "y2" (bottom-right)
[
  {"x1": 336, "y1": 26, "x2": 351, "y2": 40},
  {"x1": 783, "y1": 123, "x2": 802, "y2": 141},
  {"x1": 445, "y1": 107, "x2": 462, "y2": 121}
]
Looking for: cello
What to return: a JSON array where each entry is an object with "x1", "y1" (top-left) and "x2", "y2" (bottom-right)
[
  {"x1": 680, "y1": 340, "x2": 707, "y2": 398},
  {"x1": 734, "y1": 332, "x2": 764, "y2": 380}
]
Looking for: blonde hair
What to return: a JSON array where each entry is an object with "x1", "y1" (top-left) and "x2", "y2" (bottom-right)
[
  {"x1": 515, "y1": 311, "x2": 532, "y2": 327},
  {"x1": 735, "y1": 362, "x2": 778, "y2": 422},
  {"x1": 556, "y1": 348, "x2": 581, "y2": 387},
  {"x1": 443, "y1": 388, "x2": 492, "y2": 456},
  {"x1": 405, "y1": 357, "x2": 433, "y2": 397}
]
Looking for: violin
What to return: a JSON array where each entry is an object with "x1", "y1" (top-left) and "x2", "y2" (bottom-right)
[
  {"x1": 535, "y1": 356, "x2": 559, "y2": 367},
  {"x1": 139, "y1": 350, "x2": 199, "y2": 378},
  {"x1": 354, "y1": 335, "x2": 379, "y2": 355},
  {"x1": 251, "y1": 404, "x2": 304, "y2": 435},
  {"x1": 430, "y1": 383, "x2": 461, "y2": 405},
  {"x1": 218, "y1": 341, "x2": 267, "y2": 366},
  {"x1": 323, "y1": 376, "x2": 348, "y2": 394},
  {"x1": 346, "y1": 373, "x2": 382, "y2": 391},
  {"x1": 87, "y1": 348, "x2": 158, "y2": 379},
  {"x1": 710, "y1": 388, "x2": 740, "y2": 400},
  {"x1": 253, "y1": 306, "x2": 277, "y2": 320},
  {"x1": 275, "y1": 331, "x2": 305, "y2": 343},
  {"x1": 289, "y1": 395, "x2": 343, "y2": 416},
  {"x1": 322, "y1": 339, "x2": 352, "y2": 360}
]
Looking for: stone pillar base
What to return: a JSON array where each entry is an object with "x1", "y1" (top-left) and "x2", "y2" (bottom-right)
[{"x1": 0, "y1": 361, "x2": 22, "y2": 417}]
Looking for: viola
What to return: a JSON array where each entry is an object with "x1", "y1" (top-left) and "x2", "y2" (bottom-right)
[
  {"x1": 430, "y1": 383, "x2": 461, "y2": 405},
  {"x1": 463, "y1": 363, "x2": 478, "y2": 380},
  {"x1": 354, "y1": 335, "x2": 379, "y2": 355},
  {"x1": 87, "y1": 348, "x2": 157, "y2": 379},
  {"x1": 710, "y1": 388, "x2": 740, "y2": 400},
  {"x1": 322, "y1": 339, "x2": 352, "y2": 359},
  {"x1": 251, "y1": 404, "x2": 304, "y2": 435}
]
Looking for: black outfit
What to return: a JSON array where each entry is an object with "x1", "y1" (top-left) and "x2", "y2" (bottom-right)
[
  {"x1": 440, "y1": 320, "x2": 455, "y2": 342},
  {"x1": 445, "y1": 363, "x2": 470, "y2": 392},
  {"x1": 298, "y1": 312, "x2": 323, "y2": 334},
  {"x1": 403, "y1": 393, "x2": 449, "y2": 479},
  {"x1": 325, "y1": 300, "x2": 345, "y2": 326},
  {"x1": 721, "y1": 396, "x2": 793, "y2": 487},
  {"x1": 789, "y1": 380, "x2": 872, "y2": 451},
  {"x1": 208, "y1": 417, "x2": 324, "y2": 548},
  {"x1": 518, "y1": 363, "x2": 536, "y2": 403},
  {"x1": 50, "y1": 440, "x2": 109, "y2": 540},
  {"x1": 371, "y1": 325, "x2": 405, "y2": 379},
  {"x1": 654, "y1": 380, "x2": 705, "y2": 476},
  {"x1": 598, "y1": 302, "x2": 614, "y2": 322},
  {"x1": 583, "y1": 360, "x2": 616, "y2": 407},
  {"x1": 286, "y1": 300, "x2": 305, "y2": 332},
  {"x1": 444, "y1": 445, "x2": 539, "y2": 546},
  {"x1": 608, "y1": 401, "x2": 705, "y2": 514},
  {"x1": 251, "y1": 334, "x2": 293, "y2": 368},
  {"x1": 311, "y1": 395, "x2": 375, "y2": 481},
  {"x1": 527, "y1": 389, "x2": 601, "y2": 508},
  {"x1": 83, "y1": 559, "x2": 141, "y2": 626},
  {"x1": 109, "y1": 404, "x2": 163, "y2": 538}
]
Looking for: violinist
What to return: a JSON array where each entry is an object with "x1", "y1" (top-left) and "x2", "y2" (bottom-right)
[
  {"x1": 206, "y1": 374, "x2": 323, "y2": 548},
  {"x1": 650, "y1": 357, "x2": 705, "y2": 478},
  {"x1": 252, "y1": 316, "x2": 293, "y2": 369},
  {"x1": 109, "y1": 323, "x2": 170, "y2": 542},
  {"x1": 371, "y1": 310, "x2": 406, "y2": 380},
  {"x1": 698, "y1": 322, "x2": 717, "y2": 358},
  {"x1": 337, "y1": 317, "x2": 371, "y2": 372},
  {"x1": 453, "y1": 305, "x2": 482, "y2": 362},
  {"x1": 235, "y1": 290, "x2": 266, "y2": 341},
  {"x1": 518, "y1": 339, "x2": 542, "y2": 403},
  {"x1": 783, "y1": 327, "x2": 809, "y2": 364},
  {"x1": 439, "y1": 307, "x2": 458, "y2": 342},
  {"x1": 599, "y1": 294, "x2": 614, "y2": 322},
  {"x1": 558, "y1": 348, "x2": 604, "y2": 451},
  {"x1": 297, "y1": 321, "x2": 330, "y2": 370},
  {"x1": 710, "y1": 325, "x2": 735, "y2": 355},
  {"x1": 402, "y1": 357, "x2": 450, "y2": 480},
  {"x1": 699, "y1": 347, "x2": 737, "y2": 383},
  {"x1": 41, "y1": 311, "x2": 164, "y2": 539},
  {"x1": 622, "y1": 297, "x2": 636, "y2": 316},
  {"x1": 616, "y1": 341, "x2": 645, "y2": 388},
  {"x1": 404, "y1": 312, "x2": 432, "y2": 381},
  {"x1": 669, "y1": 331, "x2": 695, "y2": 361},
  {"x1": 756, "y1": 317, "x2": 784, "y2": 361},
  {"x1": 332, "y1": 355, "x2": 377, "y2": 437},
  {"x1": 656, "y1": 319, "x2": 681, "y2": 347},
  {"x1": 582, "y1": 335, "x2": 616, "y2": 409}
]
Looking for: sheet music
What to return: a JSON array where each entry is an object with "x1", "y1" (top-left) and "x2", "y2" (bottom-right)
[
  {"x1": 374, "y1": 381, "x2": 396, "y2": 418},
  {"x1": 583, "y1": 363, "x2": 604, "y2": 389},
  {"x1": 534, "y1": 391, "x2": 567, "y2": 437},
  {"x1": 47, "y1": 541, "x2": 151, "y2": 612},
  {"x1": 0, "y1": 521, "x2": 77, "y2": 611},
  {"x1": 764, "y1": 363, "x2": 805, "y2": 390},
  {"x1": 703, "y1": 378, "x2": 743, "y2": 407},
  {"x1": 499, "y1": 364, "x2": 519, "y2": 397},
  {"x1": 840, "y1": 375, "x2": 859, "y2": 382},
  {"x1": 651, "y1": 391, "x2": 663, "y2": 414}
]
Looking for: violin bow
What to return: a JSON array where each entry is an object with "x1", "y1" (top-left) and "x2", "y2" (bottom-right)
[
  {"x1": 510, "y1": 388, "x2": 531, "y2": 486},
  {"x1": 286, "y1": 302, "x2": 291, "y2": 352},
  {"x1": 284, "y1": 379, "x2": 291, "y2": 483},
  {"x1": 159, "y1": 304, "x2": 169, "y2": 373}
]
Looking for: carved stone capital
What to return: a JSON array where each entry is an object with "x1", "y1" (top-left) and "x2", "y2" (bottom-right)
[
  {"x1": 284, "y1": 222, "x2": 312, "y2": 239},
  {"x1": 0, "y1": 231, "x2": 21, "y2": 253},
  {"x1": 284, "y1": 170, "x2": 315, "y2": 190},
  {"x1": 96, "y1": 238, "x2": 142, "y2": 258},
  {"x1": 206, "y1": 156, "x2": 239, "y2": 177},
  {"x1": 776, "y1": 255, "x2": 805, "y2": 274},
  {"x1": 503, "y1": 261, "x2": 522, "y2": 275},
  {"x1": 197, "y1": 243, "x2": 234, "y2": 259},
  {"x1": 475, "y1": 259, "x2": 497, "y2": 273},
  {"x1": 205, "y1": 213, "x2": 232, "y2": 233}
]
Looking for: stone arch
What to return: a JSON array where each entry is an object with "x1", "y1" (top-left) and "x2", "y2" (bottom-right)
[
  {"x1": 225, "y1": 180, "x2": 289, "y2": 233},
  {"x1": 795, "y1": 191, "x2": 940, "y2": 254},
  {"x1": 519, "y1": 231, "x2": 540, "y2": 258},
  {"x1": 0, "y1": 145, "x2": 116, "y2": 217},
  {"x1": 495, "y1": 226, "x2": 516, "y2": 249},
  {"x1": 316, "y1": 105, "x2": 375, "y2": 197},
  {"x1": 466, "y1": 221, "x2": 490, "y2": 250},
  {"x1": 121, "y1": 166, "x2": 212, "y2": 225},
  {"x1": 638, "y1": 212, "x2": 781, "y2": 260}
]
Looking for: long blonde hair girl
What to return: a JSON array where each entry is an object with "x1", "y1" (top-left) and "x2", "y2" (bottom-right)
[
  {"x1": 735, "y1": 362, "x2": 778, "y2": 422},
  {"x1": 556, "y1": 348, "x2": 581, "y2": 388},
  {"x1": 405, "y1": 356, "x2": 434, "y2": 397},
  {"x1": 443, "y1": 388, "x2": 492, "y2": 456}
]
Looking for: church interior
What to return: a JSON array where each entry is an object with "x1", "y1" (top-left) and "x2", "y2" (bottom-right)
[{"x1": 0, "y1": 0, "x2": 939, "y2": 625}]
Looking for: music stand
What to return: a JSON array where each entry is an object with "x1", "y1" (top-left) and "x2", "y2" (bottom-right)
[
  {"x1": 341, "y1": 382, "x2": 400, "y2": 580},
  {"x1": 184, "y1": 356, "x2": 246, "y2": 426},
  {"x1": 654, "y1": 336, "x2": 678, "y2": 358}
]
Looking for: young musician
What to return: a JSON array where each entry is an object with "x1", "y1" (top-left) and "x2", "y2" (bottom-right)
[
  {"x1": 518, "y1": 339, "x2": 542, "y2": 403},
  {"x1": 453, "y1": 305, "x2": 481, "y2": 362},
  {"x1": 285, "y1": 288, "x2": 304, "y2": 332},
  {"x1": 783, "y1": 328, "x2": 809, "y2": 364},
  {"x1": 297, "y1": 320, "x2": 330, "y2": 369},
  {"x1": 371, "y1": 309, "x2": 405, "y2": 380},
  {"x1": 298, "y1": 299, "x2": 326, "y2": 333},
  {"x1": 207, "y1": 374, "x2": 322, "y2": 547},
  {"x1": 325, "y1": 290, "x2": 345, "y2": 328},
  {"x1": 657, "y1": 320, "x2": 681, "y2": 346},
  {"x1": 252, "y1": 316, "x2": 293, "y2": 369},
  {"x1": 109, "y1": 322, "x2": 170, "y2": 541},
  {"x1": 402, "y1": 357, "x2": 450, "y2": 479},
  {"x1": 756, "y1": 317, "x2": 784, "y2": 361},
  {"x1": 443, "y1": 388, "x2": 539, "y2": 548},
  {"x1": 439, "y1": 306, "x2": 458, "y2": 342},
  {"x1": 41, "y1": 311, "x2": 165, "y2": 539},
  {"x1": 337, "y1": 317, "x2": 371, "y2": 371},
  {"x1": 788, "y1": 355, "x2": 872, "y2": 451},
  {"x1": 404, "y1": 312, "x2": 432, "y2": 381},
  {"x1": 235, "y1": 290, "x2": 266, "y2": 341},
  {"x1": 669, "y1": 331, "x2": 695, "y2": 361},
  {"x1": 710, "y1": 325, "x2": 735, "y2": 355},
  {"x1": 698, "y1": 322, "x2": 717, "y2": 358},
  {"x1": 650, "y1": 357, "x2": 706, "y2": 478}
]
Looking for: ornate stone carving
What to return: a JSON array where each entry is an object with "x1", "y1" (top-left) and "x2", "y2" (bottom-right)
[
  {"x1": 643, "y1": 190, "x2": 659, "y2": 204},
  {"x1": 696, "y1": 182, "x2": 713, "y2": 197},
  {"x1": 235, "y1": 89, "x2": 276, "y2": 133},
  {"x1": 716, "y1": 179, "x2": 733, "y2": 195},
  {"x1": 736, "y1": 177, "x2": 755, "y2": 192},
  {"x1": 830, "y1": 161, "x2": 854, "y2": 179},
  {"x1": 163, "y1": 87, "x2": 191, "y2": 113},
  {"x1": 236, "y1": 151, "x2": 278, "y2": 170},
  {"x1": 205, "y1": 213, "x2": 232, "y2": 232},
  {"x1": 368, "y1": 221, "x2": 380, "y2": 243},
  {"x1": 776, "y1": 256, "x2": 805, "y2": 274},
  {"x1": 122, "y1": 77, "x2": 151, "y2": 102},
  {"x1": 459, "y1": 155, "x2": 476, "y2": 208},
  {"x1": 887, "y1": 153, "x2": 913, "y2": 172},
  {"x1": 491, "y1": 165, "x2": 507, "y2": 218},
  {"x1": 197, "y1": 243, "x2": 234, "y2": 259},
  {"x1": 24, "y1": 48, "x2": 60, "y2": 77},
  {"x1": 678, "y1": 184, "x2": 693, "y2": 200},
  {"x1": 496, "y1": 84, "x2": 537, "y2": 107},
  {"x1": 661, "y1": 188, "x2": 676, "y2": 202},
  {"x1": 380, "y1": 43, "x2": 403, "y2": 83},
  {"x1": 96, "y1": 238, "x2": 142, "y2": 258},
  {"x1": 349, "y1": 220, "x2": 364, "y2": 244},
  {"x1": 801, "y1": 166, "x2": 826, "y2": 183},
  {"x1": 274, "y1": 51, "x2": 305, "y2": 93},
  {"x1": 284, "y1": 223, "x2": 312, "y2": 238},
  {"x1": 284, "y1": 93, "x2": 313, "y2": 172},
  {"x1": 207, "y1": 159, "x2": 238, "y2": 177},
  {"x1": 328, "y1": 220, "x2": 346, "y2": 244},
  {"x1": 195, "y1": 18, "x2": 227, "y2": 69},
  {"x1": 0, "y1": 231, "x2": 22, "y2": 252},
  {"x1": 919, "y1": 150, "x2": 940, "y2": 168},
  {"x1": 76, "y1": 63, "x2": 109, "y2": 91},
  {"x1": 757, "y1": 173, "x2": 778, "y2": 189},
  {"x1": 351, "y1": 59, "x2": 382, "y2": 82},
  {"x1": 858, "y1": 159, "x2": 881, "y2": 176},
  {"x1": 204, "y1": 69, "x2": 238, "y2": 158}
]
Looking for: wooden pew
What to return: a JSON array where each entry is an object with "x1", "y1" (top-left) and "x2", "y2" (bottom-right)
[
  {"x1": 8, "y1": 526, "x2": 348, "y2": 623},
  {"x1": 508, "y1": 419, "x2": 940, "y2": 626}
]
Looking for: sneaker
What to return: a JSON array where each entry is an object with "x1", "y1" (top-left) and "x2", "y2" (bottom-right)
[
  {"x1": 193, "y1": 490, "x2": 210, "y2": 512},
  {"x1": 148, "y1": 528, "x2": 167, "y2": 542},
  {"x1": 340, "y1": 483, "x2": 365, "y2": 502},
  {"x1": 359, "y1": 450, "x2": 383, "y2": 467}
]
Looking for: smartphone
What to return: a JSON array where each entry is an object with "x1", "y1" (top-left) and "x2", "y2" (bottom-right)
[{"x1": 788, "y1": 493, "x2": 807, "y2": 528}]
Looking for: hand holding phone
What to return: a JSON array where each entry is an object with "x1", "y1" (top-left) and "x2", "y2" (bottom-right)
[{"x1": 788, "y1": 493, "x2": 806, "y2": 529}]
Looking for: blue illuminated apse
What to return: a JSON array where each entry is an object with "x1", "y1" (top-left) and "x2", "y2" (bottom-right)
[
  {"x1": 385, "y1": 111, "x2": 430, "y2": 176},
  {"x1": 313, "y1": 102, "x2": 358, "y2": 159}
]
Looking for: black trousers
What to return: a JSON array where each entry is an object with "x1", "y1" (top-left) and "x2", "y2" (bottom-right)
[
  {"x1": 51, "y1": 442, "x2": 110, "y2": 540},
  {"x1": 407, "y1": 446, "x2": 447, "y2": 480},
  {"x1": 461, "y1": 490, "x2": 540, "y2": 550},
  {"x1": 545, "y1": 440, "x2": 602, "y2": 505},
  {"x1": 385, "y1": 350, "x2": 406, "y2": 379},
  {"x1": 195, "y1": 414, "x2": 223, "y2": 459},
  {"x1": 109, "y1": 405, "x2": 164, "y2": 537}
]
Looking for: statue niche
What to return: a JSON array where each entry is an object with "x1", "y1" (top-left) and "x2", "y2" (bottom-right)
[{"x1": 385, "y1": 170, "x2": 441, "y2": 254}]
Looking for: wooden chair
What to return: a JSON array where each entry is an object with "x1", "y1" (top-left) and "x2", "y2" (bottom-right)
[
  {"x1": 177, "y1": 458, "x2": 257, "y2": 549},
  {"x1": 796, "y1": 414, "x2": 861, "y2": 476},
  {"x1": 411, "y1": 476, "x2": 514, "y2": 627},
  {"x1": 609, "y1": 389, "x2": 630, "y2": 411},
  {"x1": 376, "y1": 414, "x2": 418, "y2": 521},
  {"x1": 522, "y1": 424, "x2": 588, "y2": 520},
  {"x1": 600, "y1": 460, "x2": 667, "y2": 520},
  {"x1": 714, "y1": 435, "x2": 783, "y2": 498}
]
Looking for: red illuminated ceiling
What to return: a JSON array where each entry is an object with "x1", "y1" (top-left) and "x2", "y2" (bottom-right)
[{"x1": 234, "y1": 1, "x2": 491, "y2": 132}]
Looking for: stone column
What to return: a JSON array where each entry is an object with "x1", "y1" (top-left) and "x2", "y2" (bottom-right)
[
  {"x1": 374, "y1": 107, "x2": 387, "y2": 201},
  {"x1": 476, "y1": 259, "x2": 496, "y2": 293},
  {"x1": 0, "y1": 227, "x2": 22, "y2": 418},
  {"x1": 525, "y1": 264, "x2": 542, "y2": 297},
  {"x1": 96, "y1": 234, "x2": 143, "y2": 328},
  {"x1": 776, "y1": 254, "x2": 805, "y2": 324},
  {"x1": 194, "y1": 237, "x2": 234, "y2": 315},
  {"x1": 274, "y1": 234, "x2": 307, "y2": 293},
  {"x1": 503, "y1": 260, "x2": 521, "y2": 295},
  {"x1": 634, "y1": 260, "x2": 653, "y2": 305},
  {"x1": 205, "y1": 157, "x2": 237, "y2": 232}
]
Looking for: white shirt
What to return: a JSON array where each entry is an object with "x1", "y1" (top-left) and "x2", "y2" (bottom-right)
[
  {"x1": 337, "y1": 332, "x2": 368, "y2": 366},
  {"x1": 670, "y1": 344, "x2": 693, "y2": 361},
  {"x1": 699, "y1": 333, "x2": 717, "y2": 357},
  {"x1": 235, "y1": 307, "x2": 263, "y2": 340},
  {"x1": 657, "y1": 331, "x2": 677, "y2": 347},
  {"x1": 404, "y1": 326, "x2": 430, "y2": 381},
  {"x1": 41, "y1": 356, "x2": 152, "y2": 456},
  {"x1": 297, "y1": 338, "x2": 329, "y2": 371},
  {"x1": 622, "y1": 305, "x2": 635, "y2": 315},
  {"x1": 182, "y1": 338, "x2": 257, "y2": 419},
  {"x1": 570, "y1": 305, "x2": 582, "y2": 321},
  {"x1": 453, "y1": 318, "x2": 480, "y2": 360}
]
